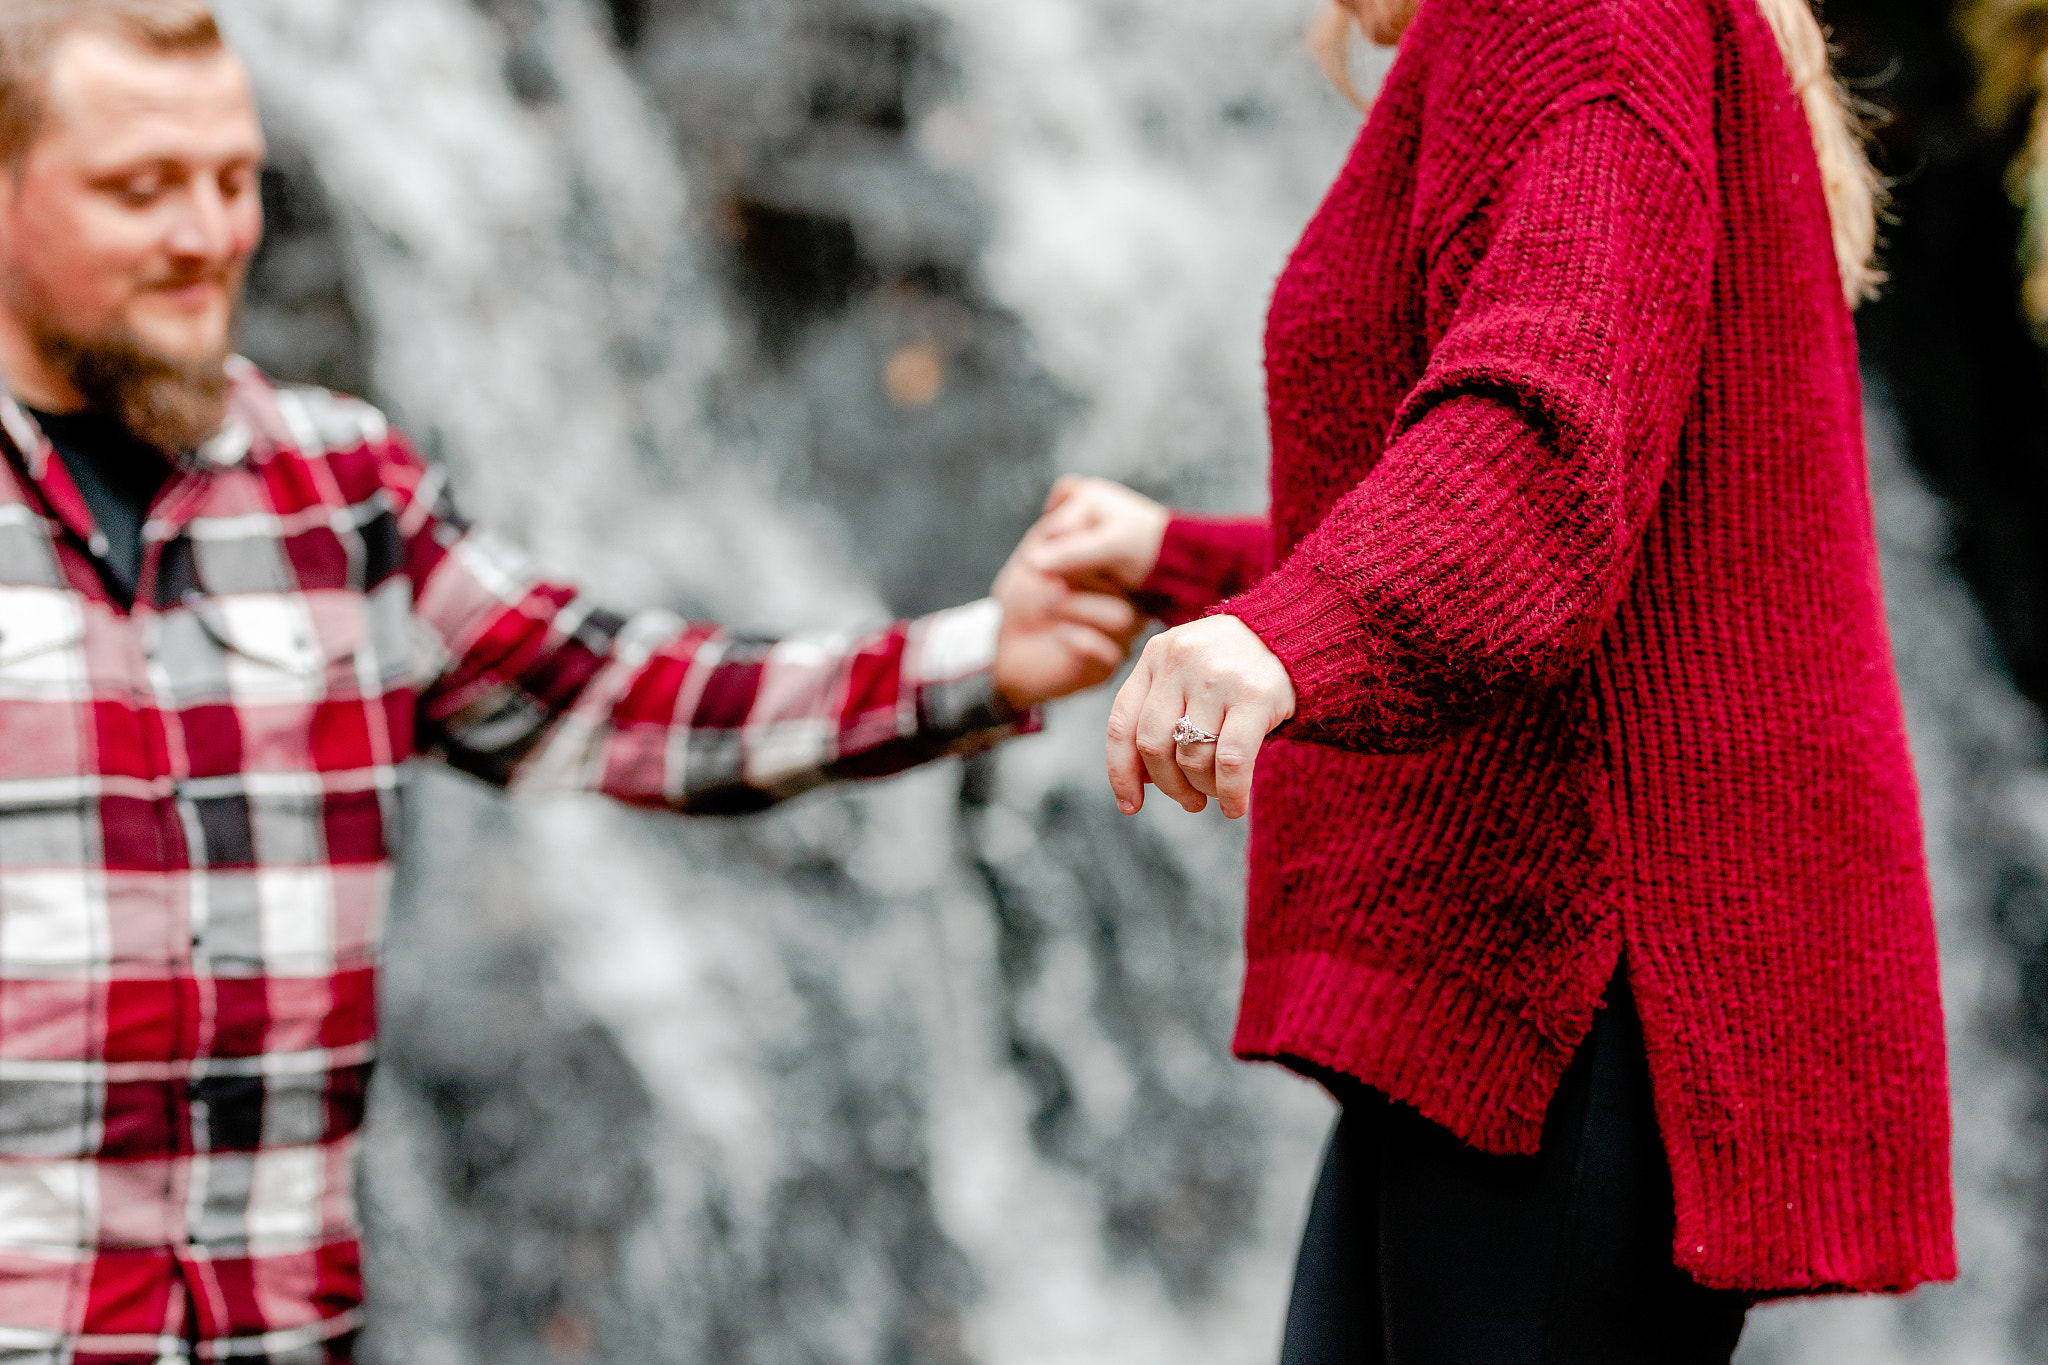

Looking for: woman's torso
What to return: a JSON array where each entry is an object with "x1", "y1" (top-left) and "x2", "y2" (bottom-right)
[{"x1": 1239, "y1": 0, "x2": 1951, "y2": 1294}]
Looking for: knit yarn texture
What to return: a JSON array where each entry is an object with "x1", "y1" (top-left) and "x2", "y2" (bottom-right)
[{"x1": 1142, "y1": 0, "x2": 1954, "y2": 1294}]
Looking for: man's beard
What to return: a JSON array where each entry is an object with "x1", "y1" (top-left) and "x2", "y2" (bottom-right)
[{"x1": 32, "y1": 311, "x2": 235, "y2": 456}]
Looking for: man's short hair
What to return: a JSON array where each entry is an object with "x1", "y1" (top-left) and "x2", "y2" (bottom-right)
[{"x1": 0, "y1": 1, "x2": 223, "y2": 167}]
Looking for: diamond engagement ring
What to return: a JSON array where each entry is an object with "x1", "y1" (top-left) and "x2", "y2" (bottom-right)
[{"x1": 1173, "y1": 717, "x2": 1219, "y2": 746}]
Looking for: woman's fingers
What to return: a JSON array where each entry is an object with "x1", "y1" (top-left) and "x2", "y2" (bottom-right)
[
  {"x1": 1105, "y1": 613, "x2": 1297, "y2": 822},
  {"x1": 1029, "y1": 503, "x2": 1094, "y2": 546},
  {"x1": 1023, "y1": 494, "x2": 1124, "y2": 593},
  {"x1": 1106, "y1": 655, "x2": 1155, "y2": 813},
  {"x1": 1134, "y1": 664, "x2": 1205, "y2": 813},
  {"x1": 1211, "y1": 705, "x2": 1271, "y2": 820},
  {"x1": 1027, "y1": 522, "x2": 1122, "y2": 576},
  {"x1": 1042, "y1": 473, "x2": 1086, "y2": 516},
  {"x1": 1032, "y1": 479, "x2": 1106, "y2": 543},
  {"x1": 1022, "y1": 478, "x2": 1170, "y2": 593},
  {"x1": 1173, "y1": 707, "x2": 1228, "y2": 799}
]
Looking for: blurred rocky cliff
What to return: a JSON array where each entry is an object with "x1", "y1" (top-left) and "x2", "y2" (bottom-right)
[{"x1": 210, "y1": 1, "x2": 2048, "y2": 1361}]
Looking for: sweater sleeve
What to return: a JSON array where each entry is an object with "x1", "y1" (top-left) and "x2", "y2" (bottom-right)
[
  {"x1": 1134, "y1": 512, "x2": 1273, "y2": 627},
  {"x1": 1226, "y1": 93, "x2": 1715, "y2": 752}
]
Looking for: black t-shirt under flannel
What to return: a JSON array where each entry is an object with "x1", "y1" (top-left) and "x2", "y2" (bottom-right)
[{"x1": 29, "y1": 408, "x2": 172, "y2": 606}]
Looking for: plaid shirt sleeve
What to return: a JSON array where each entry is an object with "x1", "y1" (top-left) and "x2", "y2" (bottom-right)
[{"x1": 374, "y1": 435, "x2": 1032, "y2": 812}]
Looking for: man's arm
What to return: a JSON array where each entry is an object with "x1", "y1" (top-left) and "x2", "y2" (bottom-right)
[{"x1": 377, "y1": 437, "x2": 1107, "y2": 813}]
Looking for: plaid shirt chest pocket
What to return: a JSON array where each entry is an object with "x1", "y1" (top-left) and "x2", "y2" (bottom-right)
[{"x1": 158, "y1": 577, "x2": 403, "y2": 976}]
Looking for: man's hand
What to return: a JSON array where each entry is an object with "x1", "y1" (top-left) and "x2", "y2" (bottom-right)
[
  {"x1": 1106, "y1": 614, "x2": 1296, "y2": 820},
  {"x1": 991, "y1": 551, "x2": 1142, "y2": 712},
  {"x1": 1023, "y1": 475, "x2": 1170, "y2": 596}
]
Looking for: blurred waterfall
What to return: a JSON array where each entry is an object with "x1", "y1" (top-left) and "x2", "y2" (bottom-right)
[
  {"x1": 216, "y1": 1, "x2": 1336, "y2": 1362},
  {"x1": 209, "y1": 1, "x2": 2048, "y2": 1361}
]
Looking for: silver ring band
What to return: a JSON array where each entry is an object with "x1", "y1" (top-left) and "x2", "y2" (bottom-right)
[{"x1": 1173, "y1": 717, "x2": 1219, "y2": 746}]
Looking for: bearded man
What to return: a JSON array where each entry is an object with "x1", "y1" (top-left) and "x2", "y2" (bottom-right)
[{"x1": 0, "y1": 4, "x2": 1137, "y2": 1361}]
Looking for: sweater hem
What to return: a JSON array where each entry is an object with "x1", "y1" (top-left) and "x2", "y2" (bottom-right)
[
  {"x1": 1236, "y1": 948, "x2": 1959, "y2": 1295},
  {"x1": 1233, "y1": 949, "x2": 1577, "y2": 1157},
  {"x1": 1664, "y1": 1123, "x2": 1958, "y2": 1296}
]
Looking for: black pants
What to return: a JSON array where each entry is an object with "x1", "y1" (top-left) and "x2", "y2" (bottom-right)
[{"x1": 1280, "y1": 974, "x2": 1750, "y2": 1365}]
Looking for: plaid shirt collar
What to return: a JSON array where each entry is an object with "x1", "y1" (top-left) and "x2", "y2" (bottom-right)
[{"x1": 0, "y1": 358, "x2": 267, "y2": 555}]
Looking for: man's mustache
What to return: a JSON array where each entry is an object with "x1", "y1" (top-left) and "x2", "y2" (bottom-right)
[{"x1": 141, "y1": 260, "x2": 244, "y2": 295}]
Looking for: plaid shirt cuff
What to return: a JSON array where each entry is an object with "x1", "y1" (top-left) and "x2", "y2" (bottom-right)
[{"x1": 911, "y1": 597, "x2": 1042, "y2": 751}]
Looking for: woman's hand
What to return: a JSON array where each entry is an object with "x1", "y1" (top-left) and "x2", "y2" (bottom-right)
[
  {"x1": 1107, "y1": 615, "x2": 1296, "y2": 819},
  {"x1": 1024, "y1": 475, "x2": 1170, "y2": 596}
]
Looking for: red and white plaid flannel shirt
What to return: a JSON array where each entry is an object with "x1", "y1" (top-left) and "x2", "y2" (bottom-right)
[{"x1": 0, "y1": 361, "x2": 1025, "y2": 1363}]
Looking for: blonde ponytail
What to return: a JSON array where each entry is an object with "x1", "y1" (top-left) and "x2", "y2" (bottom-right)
[
  {"x1": 1753, "y1": 0, "x2": 1885, "y2": 304},
  {"x1": 1309, "y1": 0, "x2": 1884, "y2": 306},
  {"x1": 1307, "y1": 3, "x2": 1370, "y2": 111}
]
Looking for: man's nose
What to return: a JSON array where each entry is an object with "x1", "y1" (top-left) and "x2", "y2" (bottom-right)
[{"x1": 166, "y1": 179, "x2": 241, "y2": 264}]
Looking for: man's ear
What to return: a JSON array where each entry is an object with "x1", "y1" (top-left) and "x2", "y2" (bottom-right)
[
  {"x1": 0, "y1": 164, "x2": 26, "y2": 264},
  {"x1": 0, "y1": 152, "x2": 29, "y2": 219},
  {"x1": 0, "y1": 170, "x2": 19, "y2": 259}
]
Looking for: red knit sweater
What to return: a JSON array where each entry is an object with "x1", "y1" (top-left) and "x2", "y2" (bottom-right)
[{"x1": 1141, "y1": 0, "x2": 1954, "y2": 1294}]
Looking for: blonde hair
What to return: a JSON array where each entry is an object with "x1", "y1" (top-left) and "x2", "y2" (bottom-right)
[
  {"x1": 1310, "y1": 0, "x2": 1884, "y2": 307},
  {"x1": 0, "y1": 0, "x2": 223, "y2": 166}
]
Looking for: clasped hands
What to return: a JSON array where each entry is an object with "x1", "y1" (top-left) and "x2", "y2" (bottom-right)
[{"x1": 990, "y1": 477, "x2": 1296, "y2": 821}]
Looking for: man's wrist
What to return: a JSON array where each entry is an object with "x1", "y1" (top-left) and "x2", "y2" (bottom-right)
[{"x1": 914, "y1": 598, "x2": 1038, "y2": 740}]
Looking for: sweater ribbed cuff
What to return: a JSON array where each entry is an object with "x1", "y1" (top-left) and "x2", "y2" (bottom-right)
[{"x1": 1221, "y1": 560, "x2": 1388, "y2": 736}]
